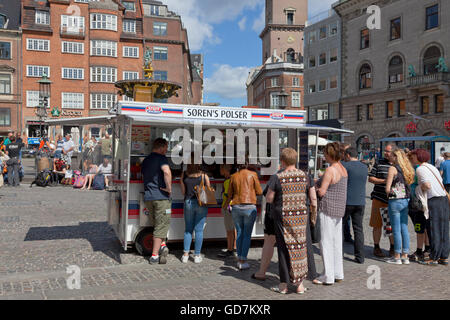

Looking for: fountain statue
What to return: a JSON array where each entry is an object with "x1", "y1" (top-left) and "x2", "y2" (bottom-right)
[{"x1": 115, "y1": 47, "x2": 181, "y2": 102}]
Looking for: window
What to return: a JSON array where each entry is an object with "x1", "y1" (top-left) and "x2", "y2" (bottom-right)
[
  {"x1": 0, "y1": 42, "x2": 11, "y2": 59},
  {"x1": 27, "y1": 38, "x2": 50, "y2": 52},
  {"x1": 309, "y1": 82, "x2": 316, "y2": 93},
  {"x1": 26, "y1": 91, "x2": 50, "y2": 108},
  {"x1": 359, "y1": 64, "x2": 372, "y2": 89},
  {"x1": 123, "y1": 19, "x2": 136, "y2": 33},
  {"x1": 287, "y1": 12, "x2": 294, "y2": 25},
  {"x1": 398, "y1": 99, "x2": 406, "y2": 117},
  {"x1": 153, "y1": 22, "x2": 167, "y2": 36},
  {"x1": 309, "y1": 31, "x2": 316, "y2": 44},
  {"x1": 421, "y1": 96, "x2": 429, "y2": 114},
  {"x1": 390, "y1": 17, "x2": 401, "y2": 40},
  {"x1": 309, "y1": 55, "x2": 316, "y2": 68},
  {"x1": 329, "y1": 76, "x2": 337, "y2": 89},
  {"x1": 122, "y1": 1, "x2": 135, "y2": 11},
  {"x1": 154, "y1": 46, "x2": 167, "y2": 60},
  {"x1": 292, "y1": 77, "x2": 299, "y2": 87},
  {"x1": 329, "y1": 22, "x2": 338, "y2": 36},
  {"x1": 423, "y1": 46, "x2": 441, "y2": 75},
  {"x1": 123, "y1": 71, "x2": 139, "y2": 80},
  {"x1": 62, "y1": 68, "x2": 84, "y2": 80},
  {"x1": 90, "y1": 40, "x2": 117, "y2": 57},
  {"x1": 90, "y1": 93, "x2": 117, "y2": 110},
  {"x1": 435, "y1": 94, "x2": 444, "y2": 113},
  {"x1": 386, "y1": 101, "x2": 394, "y2": 118},
  {"x1": 90, "y1": 14, "x2": 117, "y2": 31},
  {"x1": 0, "y1": 74, "x2": 11, "y2": 94},
  {"x1": 360, "y1": 28, "x2": 370, "y2": 49},
  {"x1": 90, "y1": 67, "x2": 117, "y2": 83},
  {"x1": 0, "y1": 14, "x2": 8, "y2": 29},
  {"x1": 0, "y1": 108, "x2": 10, "y2": 126},
  {"x1": 123, "y1": 46, "x2": 139, "y2": 58},
  {"x1": 367, "y1": 104, "x2": 374, "y2": 120},
  {"x1": 389, "y1": 56, "x2": 403, "y2": 84},
  {"x1": 330, "y1": 48, "x2": 338, "y2": 63},
  {"x1": 291, "y1": 92, "x2": 301, "y2": 108},
  {"x1": 319, "y1": 53, "x2": 326, "y2": 66},
  {"x1": 270, "y1": 92, "x2": 280, "y2": 108},
  {"x1": 150, "y1": 5, "x2": 160, "y2": 16},
  {"x1": 271, "y1": 77, "x2": 278, "y2": 87},
  {"x1": 35, "y1": 11, "x2": 50, "y2": 25},
  {"x1": 426, "y1": 4, "x2": 439, "y2": 30},
  {"x1": 357, "y1": 105, "x2": 363, "y2": 121},
  {"x1": 154, "y1": 71, "x2": 168, "y2": 81},
  {"x1": 62, "y1": 92, "x2": 84, "y2": 109},
  {"x1": 27, "y1": 65, "x2": 50, "y2": 77},
  {"x1": 319, "y1": 26, "x2": 327, "y2": 39},
  {"x1": 61, "y1": 15, "x2": 85, "y2": 34},
  {"x1": 319, "y1": 79, "x2": 327, "y2": 91},
  {"x1": 286, "y1": 48, "x2": 296, "y2": 63},
  {"x1": 62, "y1": 41, "x2": 84, "y2": 54},
  {"x1": 309, "y1": 105, "x2": 328, "y2": 121}
]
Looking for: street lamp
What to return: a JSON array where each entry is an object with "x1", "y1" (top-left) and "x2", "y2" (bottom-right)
[{"x1": 36, "y1": 73, "x2": 52, "y2": 139}]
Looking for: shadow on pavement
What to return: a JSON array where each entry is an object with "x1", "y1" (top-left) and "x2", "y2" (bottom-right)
[{"x1": 23, "y1": 222, "x2": 124, "y2": 264}]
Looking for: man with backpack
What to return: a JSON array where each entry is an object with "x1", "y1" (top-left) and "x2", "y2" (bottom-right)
[{"x1": 5, "y1": 135, "x2": 24, "y2": 187}]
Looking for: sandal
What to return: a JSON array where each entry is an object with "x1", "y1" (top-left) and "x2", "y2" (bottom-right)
[
  {"x1": 418, "y1": 259, "x2": 438, "y2": 266},
  {"x1": 251, "y1": 273, "x2": 266, "y2": 281},
  {"x1": 270, "y1": 286, "x2": 287, "y2": 294},
  {"x1": 296, "y1": 287, "x2": 308, "y2": 294},
  {"x1": 438, "y1": 259, "x2": 448, "y2": 266}
]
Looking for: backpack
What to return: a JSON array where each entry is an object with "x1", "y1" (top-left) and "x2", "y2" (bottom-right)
[
  {"x1": 92, "y1": 174, "x2": 105, "y2": 190},
  {"x1": 30, "y1": 169, "x2": 52, "y2": 188}
]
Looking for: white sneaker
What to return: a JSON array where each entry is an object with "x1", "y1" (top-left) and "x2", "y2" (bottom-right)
[
  {"x1": 240, "y1": 262, "x2": 250, "y2": 270},
  {"x1": 181, "y1": 255, "x2": 189, "y2": 263},
  {"x1": 401, "y1": 258, "x2": 410, "y2": 265},
  {"x1": 386, "y1": 258, "x2": 402, "y2": 265},
  {"x1": 194, "y1": 255, "x2": 203, "y2": 264}
]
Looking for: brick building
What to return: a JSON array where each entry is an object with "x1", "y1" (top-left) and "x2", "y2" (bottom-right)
[
  {"x1": 246, "y1": 0, "x2": 307, "y2": 110},
  {"x1": 21, "y1": 0, "x2": 202, "y2": 139},
  {"x1": 0, "y1": 0, "x2": 22, "y2": 137},
  {"x1": 334, "y1": 0, "x2": 450, "y2": 156}
]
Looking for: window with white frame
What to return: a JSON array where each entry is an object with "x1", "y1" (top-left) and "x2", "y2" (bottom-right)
[
  {"x1": 329, "y1": 22, "x2": 338, "y2": 36},
  {"x1": 123, "y1": 46, "x2": 139, "y2": 58},
  {"x1": 330, "y1": 48, "x2": 338, "y2": 63},
  {"x1": 123, "y1": 71, "x2": 139, "y2": 80},
  {"x1": 153, "y1": 22, "x2": 167, "y2": 36},
  {"x1": 90, "y1": 40, "x2": 117, "y2": 57},
  {"x1": 62, "y1": 41, "x2": 84, "y2": 54},
  {"x1": 0, "y1": 74, "x2": 11, "y2": 94},
  {"x1": 26, "y1": 90, "x2": 50, "y2": 108},
  {"x1": 90, "y1": 14, "x2": 117, "y2": 31},
  {"x1": 292, "y1": 92, "x2": 301, "y2": 108},
  {"x1": 270, "y1": 92, "x2": 280, "y2": 108},
  {"x1": 62, "y1": 68, "x2": 84, "y2": 80},
  {"x1": 27, "y1": 38, "x2": 50, "y2": 52},
  {"x1": 35, "y1": 11, "x2": 50, "y2": 25},
  {"x1": 90, "y1": 66, "x2": 117, "y2": 83},
  {"x1": 319, "y1": 79, "x2": 327, "y2": 91},
  {"x1": 90, "y1": 93, "x2": 116, "y2": 109},
  {"x1": 292, "y1": 77, "x2": 299, "y2": 87},
  {"x1": 27, "y1": 65, "x2": 50, "y2": 77},
  {"x1": 271, "y1": 77, "x2": 279, "y2": 87},
  {"x1": 61, "y1": 15, "x2": 85, "y2": 34},
  {"x1": 330, "y1": 76, "x2": 338, "y2": 89},
  {"x1": 154, "y1": 70, "x2": 167, "y2": 81},
  {"x1": 123, "y1": 19, "x2": 136, "y2": 33},
  {"x1": 62, "y1": 92, "x2": 84, "y2": 109},
  {"x1": 122, "y1": 1, "x2": 136, "y2": 11},
  {"x1": 154, "y1": 46, "x2": 167, "y2": 60},
  {"x1": 309, "y1": 82, "x2": 316, "y2": 93}
]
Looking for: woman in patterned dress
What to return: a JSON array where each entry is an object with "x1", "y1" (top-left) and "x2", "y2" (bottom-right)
[{"x1": 266, "y1": 148, "x2": 314, "y2": 294}]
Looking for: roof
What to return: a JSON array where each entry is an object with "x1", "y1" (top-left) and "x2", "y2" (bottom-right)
[
  {"x1": 0, "y1": 0, "x2": 21, "y2": 30},
  {"x1": 379, "y1": 136, "x2": 450, "y2": 142}
]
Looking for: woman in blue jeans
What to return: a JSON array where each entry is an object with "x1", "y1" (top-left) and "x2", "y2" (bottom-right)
[
  {"x1": 227, "y1": 163, "x2": 263, "y2": 270},
  {"x1": 180, "y1": 163, "x2": 211, "y2": 264},
  {"x1": 385, "y1": 149, "x2": 415, "y2": 264}
]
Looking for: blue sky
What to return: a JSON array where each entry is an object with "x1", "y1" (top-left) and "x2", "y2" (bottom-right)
[{"x1": 163, "y1": 0, "x2": 337, "y2": 106}]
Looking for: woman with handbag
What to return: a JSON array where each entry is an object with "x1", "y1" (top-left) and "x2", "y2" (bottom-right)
[
  {"x1": 180, "y1": 162, "x2": 212, "y2": 264},
  {"x1": 410, "y1": 149, "x2": 449, "y2": 266},
  {"x1": 228, "y1": 159, "x2": 263, "y2": 270}
]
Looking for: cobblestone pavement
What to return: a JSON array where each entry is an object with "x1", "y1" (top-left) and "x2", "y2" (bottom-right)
[{"x1": 0, "y1": 182, "x2": 448, "y2": 301}]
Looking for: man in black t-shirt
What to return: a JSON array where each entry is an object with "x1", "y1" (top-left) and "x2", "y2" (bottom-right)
[{"x1": 6, "y1": 136, "x2": 24, "y2": 187}]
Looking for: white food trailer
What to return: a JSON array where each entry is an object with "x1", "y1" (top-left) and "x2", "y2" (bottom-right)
[{"x1": 46, "y1": 102, "x2": 352, "y2": 255}]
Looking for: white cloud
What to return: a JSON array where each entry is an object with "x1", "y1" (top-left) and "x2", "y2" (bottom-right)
[
  {"x1": 204, "y1": 64, "x2": 251, "y2": 99},
  {"x1": 238, "y1": 17, "x2": 247, "y2": 31}
]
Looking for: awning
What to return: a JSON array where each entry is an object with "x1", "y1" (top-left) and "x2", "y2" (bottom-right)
[
  {"x1": 308, "y1": 135, "x2": 330, "y2": 146},
  {"x1": 45, "y1": 115, "x2": 117, "y2": 126}
]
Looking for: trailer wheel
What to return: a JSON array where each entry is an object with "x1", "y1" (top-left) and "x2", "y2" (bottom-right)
[{"x1": 135, "y1": 228, "x2": 155, "y2": 256}]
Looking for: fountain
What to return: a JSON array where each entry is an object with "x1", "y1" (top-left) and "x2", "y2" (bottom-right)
[{"x1": 115, "y1": 47, "x2": 182, "y2": 102}]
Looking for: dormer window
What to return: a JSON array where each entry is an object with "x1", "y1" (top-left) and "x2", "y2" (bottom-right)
[{"x1": 0, "y1": 14, "x2": 8, "y2": 29}]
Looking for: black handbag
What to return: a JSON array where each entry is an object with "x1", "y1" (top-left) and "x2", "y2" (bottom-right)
[{"x1": 409, "y1": 195, "x2": 424, "y2": 212}]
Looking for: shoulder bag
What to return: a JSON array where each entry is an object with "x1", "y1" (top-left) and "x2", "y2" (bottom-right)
[{"x1": 194, "y1": 174, "x2": 217, "y2": 207}]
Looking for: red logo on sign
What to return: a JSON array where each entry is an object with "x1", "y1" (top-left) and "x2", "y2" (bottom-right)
[
  {"x1": 270, "y1": 113, "x2": 284, "y2": 120},
  {"x1": 445, "y1": 120, "x2": 450, "y2": 131},
  {"x1": 406, "y1": 122, "x2": 417, "y2": 133},
  {"x1": 145, "y1": 106, "x2": 162, "y2": 114}
]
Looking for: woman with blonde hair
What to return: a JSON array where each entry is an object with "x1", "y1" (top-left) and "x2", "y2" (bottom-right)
[{"x1": 385, "y1": 148, "x2": 414, "y2": 264}]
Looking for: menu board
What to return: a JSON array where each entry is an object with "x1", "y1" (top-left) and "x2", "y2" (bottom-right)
[{"x1": 131, "y1": 125, "x2": 151, "y2": 155}]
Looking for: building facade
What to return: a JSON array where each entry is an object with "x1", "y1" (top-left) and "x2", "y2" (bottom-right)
[
  {"x1": 246, "y1": 0, "x2": 307, "y2": 110},
  {"x1": 334, "y1": 0, "x2": 450, "y2": 155},
  {"x1": 303, "y1": 9, "x2": 341, "y2": 127},
  {"x1": 0, "y1": 0, "x2": 22, "y2": 137},
  {"x1": 21, "y1": 0, "x2": 202, "y2": 139}
]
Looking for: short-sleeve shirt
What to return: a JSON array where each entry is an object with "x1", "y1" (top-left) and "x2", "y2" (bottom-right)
[
  {"x1": 369, "y1": 158, "x2": 391, "y2": 203},
  {"x1": 222, "y1": 178, "x2": 230, "y2": 208},
  {"x1": 267, "y1": 172, "x2": 283, "y2": 220},
  {"x1": 441, "y1": 160, "x2": 450, "y2": 185},
  {"x1": 98, "y1": 163, "x2": 112, "y2": 175},
  {"x1": 142, "y1": 152, "x2": 170, "y2": 201},
  {"x1": 6, "y1": 142, "x2": 23, "y2": 158},
  {"x1": 342, "y1": 160, "x2": 368, "y2": 206},
  {"x1": 63, "y1": 139, "x2": 75, "y2": 158},
  {"x1": 416, "y1": 163, "x2": 447, "y2": 199}
]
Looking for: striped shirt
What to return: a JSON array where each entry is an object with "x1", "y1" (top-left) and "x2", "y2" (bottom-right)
[{"x1": 369, "y1": 158, "x2": 391, "y2": 204}]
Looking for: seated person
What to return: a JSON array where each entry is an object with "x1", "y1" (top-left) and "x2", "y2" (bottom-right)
[
  {"x1": 97, "y1": 157, "x2": 112, "y2": 187},
  {"x1": 53, "y1": 158, "x2": 68, "y2": 184},
  {"x1": 60, "y1": 164, "x2": 73, "y2": 185},
  {"x1": 81, "y1": 160, "x2": 98, "y2": 190}
]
